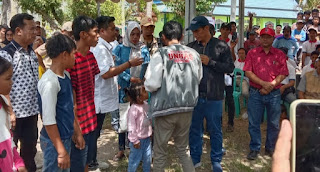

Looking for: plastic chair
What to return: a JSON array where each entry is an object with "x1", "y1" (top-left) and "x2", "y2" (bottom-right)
[{"x1": 233, "y1": 68, "x2": 244, "y2": 118}]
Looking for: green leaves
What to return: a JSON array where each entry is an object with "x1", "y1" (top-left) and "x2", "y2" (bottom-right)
[{"x1": 164, "y1": 0, "x2": 227, "y2": 17}]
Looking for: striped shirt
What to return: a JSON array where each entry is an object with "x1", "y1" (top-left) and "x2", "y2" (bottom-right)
[{"x1": 67, "y1": 51, "x2": 100, "y2": 135}]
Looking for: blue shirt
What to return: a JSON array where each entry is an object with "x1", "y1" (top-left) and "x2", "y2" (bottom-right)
[
  {"x1": 113, "y1": 44, "x2": 150, "y2": 103},
  {"x1": 272, "y1": 36, "x2": 299, "y2": 60},
  {"x1": 292, "y1": 29, "x2": 307, "y2": 43}
]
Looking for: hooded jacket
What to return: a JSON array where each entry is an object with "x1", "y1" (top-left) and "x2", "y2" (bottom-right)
[{"x1": 144, "y1": 44, "x2": 202, "y2": 118}]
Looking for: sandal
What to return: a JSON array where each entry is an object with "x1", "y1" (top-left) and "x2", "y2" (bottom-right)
[{"x1": 113, "y1": 152, "x2": 125, "y2": 161}]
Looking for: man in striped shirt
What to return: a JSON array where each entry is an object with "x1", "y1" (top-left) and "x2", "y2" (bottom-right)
[{"x1": 67, "y1": 16, "x2": 100, "y2": 172}]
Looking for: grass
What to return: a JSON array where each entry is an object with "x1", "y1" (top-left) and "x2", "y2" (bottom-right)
[{"x1": 100, "y1": 106, "x2": 272, "y2": 172}]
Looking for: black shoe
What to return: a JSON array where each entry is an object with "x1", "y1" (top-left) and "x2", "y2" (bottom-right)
[
  {"x1": 247, "y1": 150, "x2": 259, "y2": 160},
  {"x1": 265, "y1": 149, "x2": 274, "y2": 157},
  {"x1": 88, "y1": 161, "x2": 99, "y2": 170}
]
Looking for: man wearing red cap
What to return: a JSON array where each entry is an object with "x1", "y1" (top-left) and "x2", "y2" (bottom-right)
[{"x1": 243, "y1": 28, "x2": 288, "y2": 160}]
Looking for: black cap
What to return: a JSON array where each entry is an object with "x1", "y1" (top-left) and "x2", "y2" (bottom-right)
[{"x1": 186, "y1": 16, "x2": 209, "y2": 31}]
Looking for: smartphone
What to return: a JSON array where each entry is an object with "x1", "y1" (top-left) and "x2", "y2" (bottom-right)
[
  {"x1": 290, "y1": 99, "x2": 320, "y2": 172},
  {"x1": 232, "y1": 32, "x2": 237, "y2": 42}
]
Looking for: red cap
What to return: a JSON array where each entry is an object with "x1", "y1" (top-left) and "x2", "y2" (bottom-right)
[{"x1": 260, "y1": 28, "x2": 275, "y2": 37}]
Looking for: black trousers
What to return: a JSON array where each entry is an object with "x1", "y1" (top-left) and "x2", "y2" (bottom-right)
[
  {"x1": 225, "y1": 85, "x2": 235, "y2": 126},
  {"x1": 13, "y1": 115, "x2": 38, "y2": 172}
]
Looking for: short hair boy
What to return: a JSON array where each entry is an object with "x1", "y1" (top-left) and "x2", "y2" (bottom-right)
[
  {"x1": 38, "y1": 33, "x2": 83, "y2": 171},
  {"x1": 67, "y1": 15, "x2": 100, "y2": 171}
]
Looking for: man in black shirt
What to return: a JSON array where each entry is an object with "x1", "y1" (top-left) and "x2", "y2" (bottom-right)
[{"x1": 187, "y1": 16, "x2": 234, "y2": 172}]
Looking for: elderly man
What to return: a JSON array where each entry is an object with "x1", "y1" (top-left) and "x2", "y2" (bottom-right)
[{"x1": 244, "y1": 28, "x2": 288, "y2": 160}]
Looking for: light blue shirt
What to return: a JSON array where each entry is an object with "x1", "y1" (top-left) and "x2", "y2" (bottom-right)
[{"x1": 272, "y1": 36, "x2": 299, "y2": 60}]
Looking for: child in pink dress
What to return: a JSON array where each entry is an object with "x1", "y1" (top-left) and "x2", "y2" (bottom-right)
[
  {"x1": 0, "y1": 58, "x2": 26, "y2": 172},
  {"x1": 125, "y1": 83, "x2": 152, "y2": 172}
]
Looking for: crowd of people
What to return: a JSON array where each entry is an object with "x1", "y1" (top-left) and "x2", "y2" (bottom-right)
[{"x1": 0, "y1": 8, "x2": 320, "y2": 172}]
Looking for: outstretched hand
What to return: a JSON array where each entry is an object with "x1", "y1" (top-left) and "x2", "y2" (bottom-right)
[{"x1": 272, "y1": 120, "x2": 292, "y2": 172}]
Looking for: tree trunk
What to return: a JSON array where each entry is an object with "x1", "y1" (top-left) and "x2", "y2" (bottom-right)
[{"x1": 1, "y1": 0, "x2": 11, "y2": 25}]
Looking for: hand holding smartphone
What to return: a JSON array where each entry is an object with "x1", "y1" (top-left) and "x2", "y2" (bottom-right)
[{"x1": 290, "y1": 100, "x2": 320, "y2": 172}]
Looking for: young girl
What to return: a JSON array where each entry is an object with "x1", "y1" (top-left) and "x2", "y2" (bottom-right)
[
  {"x1": 125, "y1": 83, "x2": 152, "y2": 172},
  {"x1": 0, "y1": 58, "x2": 26, "y2": 172}
]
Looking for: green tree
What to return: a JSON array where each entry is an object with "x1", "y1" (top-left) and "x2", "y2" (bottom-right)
[
  {"x1": 16, "y1": 0, "x2": 64, "y2": 29},
  {"x1": 125, "y1": 0, "x2": 159, "y2": 21},
  {"x1": 299, "y1": 0, "x2": 320, "y2": 11},
  {"x1": 66, "y1": 0, "x2": 123, "y2": 25},
  {"x1": 164, "y1": 0, "x2": 227, "y2": 16}
]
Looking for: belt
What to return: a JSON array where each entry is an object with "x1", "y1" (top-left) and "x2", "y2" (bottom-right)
[{"x1": 250, "y1": 86, "x2": 279, "y2": 92}]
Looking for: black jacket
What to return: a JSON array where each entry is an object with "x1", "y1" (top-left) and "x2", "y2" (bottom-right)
[{"x1": 187, "y1": 37, "x2": 234, "y2": 100}]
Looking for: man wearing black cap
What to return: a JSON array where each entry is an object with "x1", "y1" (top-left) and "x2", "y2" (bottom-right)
[{"x1": 187, "y1": 16, "x2": 234, "y2": 172}]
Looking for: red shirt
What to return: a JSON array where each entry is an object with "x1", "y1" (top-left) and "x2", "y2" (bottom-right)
[
  {"x1": 243, "y1": 46, "x2": 288, "y2": 89},
  {"x1": 244, "y1": 39, "x2": 261, "y2": 52},
  {"x1": 67, "y1": 51, "x2": 100, "y2": 135}
]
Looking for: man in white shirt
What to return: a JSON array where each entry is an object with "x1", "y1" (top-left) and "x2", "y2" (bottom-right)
[
  {"x1": 90, "y1": 16, "x2": 143, "y2": 169},
  {"x1": 302, "y1": 27, "x2": 320, "y2": 67},
  {"x1": 301, "y1": 51, "x2": 319, "y2": 77}
]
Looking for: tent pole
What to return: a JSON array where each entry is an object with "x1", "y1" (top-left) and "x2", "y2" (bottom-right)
[
  {"x1": 239, "y1": 0, "x2": 245, "y2": 47},
  {"x1": 184, "y1": 0, "x2": 195, "y2": 44}
]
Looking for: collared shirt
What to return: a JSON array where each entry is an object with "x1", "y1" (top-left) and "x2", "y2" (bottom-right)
[
  {"x1": 91, "y1": 37, "x2": 119, "y2": 114},
  {"x1": 0, "y1": 40, "x2": 39, "y2": 118},
  {"x1": 272, "y1": 36, "x2": 299, "y2": 60},
  {"x1": 140, "y1": 36, "x2": 158, "y2": 56},
  {"x1": 67, "y1": 51, "x2": 100, "y2": 135},
  {"x1": 234, "y1": 56, "x2": 249, "y2": 83},
  {"x1": 297, "y1": 70, "x2": 319, "y2": 92},
  {"x1": 302, "y1": 40, "x2": 320, "y2": 65},
  {"x1": 244, "y1": 39, "x2": 261, "y2": 52},
  {"x1": 243, "y1": 46, "x2": 289, "y2": 89},
  {"x1": 301, "y1": 63, "x2": 315, "y2": 77}
]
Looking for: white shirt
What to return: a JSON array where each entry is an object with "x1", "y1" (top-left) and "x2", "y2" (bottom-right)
[
  {"x1": 301, "y1": 63, "x2": 315, "y2": 77},
  {"x1": 37, "y1": 70, "x2": 69, "y2": 125},
  {"x1": 302, "y1": 40, "x2": 320, "y2": 65},
  {"x1": 110, "y1": 40, "x2": 119, "y2": 51},
  {"x1": 234, "y1": 56, "x2": 249, "y2": 83},
  {"x1": 281, "y1": 61, "x2": 296, "y2": 85},
  {"x1": 91, "y1": 37, "x2": 119, "y2": 113}
]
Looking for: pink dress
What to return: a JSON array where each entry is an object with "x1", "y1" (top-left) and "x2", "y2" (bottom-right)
[{"x1": 0, "y1": 95, "x2": 25, "y2": 172}]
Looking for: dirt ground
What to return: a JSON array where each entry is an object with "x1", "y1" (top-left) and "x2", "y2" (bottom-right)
[{"x1": 34, "y1": 106, "x2": 272, "y2": 172}]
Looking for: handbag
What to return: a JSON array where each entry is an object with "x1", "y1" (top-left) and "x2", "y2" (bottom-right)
[{"x1": 118, "y1": 102, "x2": 130, "y2": 133}]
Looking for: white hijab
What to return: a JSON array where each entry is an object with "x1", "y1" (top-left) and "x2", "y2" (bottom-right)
[{"x1": 123, "y1": 21, "x2": 144, "y2": 78}]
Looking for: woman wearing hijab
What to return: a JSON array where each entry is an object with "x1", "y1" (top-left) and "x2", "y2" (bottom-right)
[{"x1": 112, "y1": 21, "x2": 150, "y2": 161}]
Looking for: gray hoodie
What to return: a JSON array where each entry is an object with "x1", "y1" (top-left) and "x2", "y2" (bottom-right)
[{"x1": 144, "y1": 44, "x2": 203, "y2": 118}]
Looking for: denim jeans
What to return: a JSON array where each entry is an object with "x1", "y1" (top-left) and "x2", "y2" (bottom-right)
[
  {"x1": 40, "y1": 135, "x2": 71, "y2": 172},
  {"x1": 189, "y1": 98, "x2": 223, "y2": 172},
  {"x1": 248, "y1": 87, "x2": 281, "y2": 151},
  {"x1": 91, "y1": 113, "x2": 107, "y2": 163},
  {"x1": 128, "y1": 137, "x2": 152, "y2": 172},
  {"x1": 70, "y1": 131, "x2": 95, "y2": 172}
]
